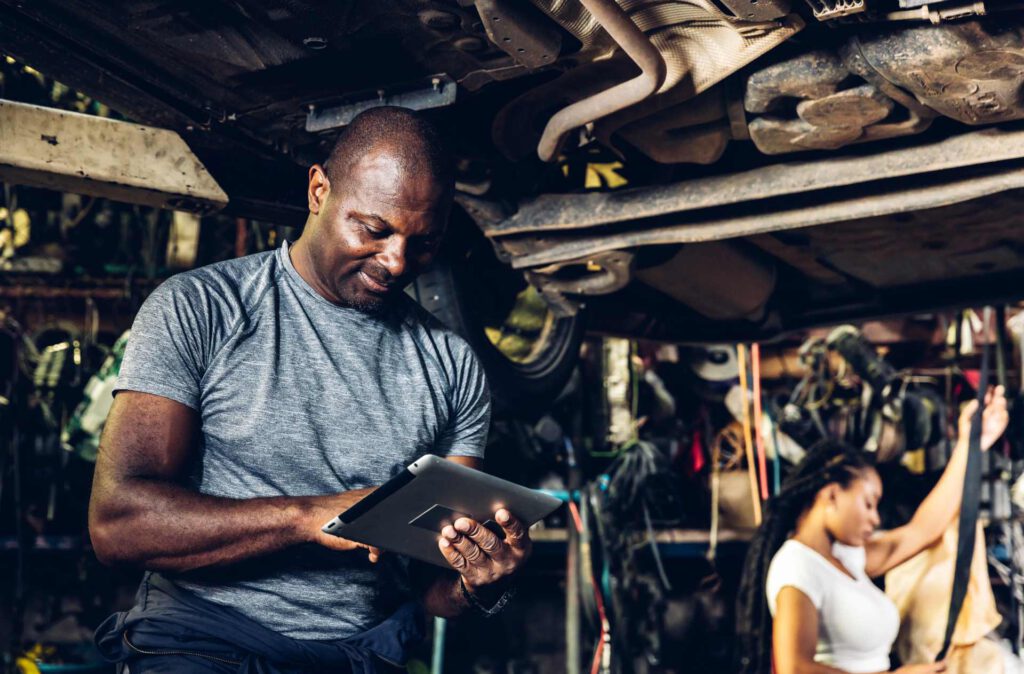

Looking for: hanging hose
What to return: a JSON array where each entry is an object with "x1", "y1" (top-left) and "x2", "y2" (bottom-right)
[
  {"x1": 708, "y1": 423, "x2": 722, "y2": 563},
  {"x1": 737, "y1": 345, "x2": 763, "y2": 525},
  {"x1": 537, "y1": 0, "x2": 666, "y2": 161}
]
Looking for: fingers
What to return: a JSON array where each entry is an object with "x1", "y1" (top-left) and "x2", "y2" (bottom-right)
[
  {"x1": 444, "y1": 524, "x2": 487, "y2": 565},
  {"x1": 315, "y1": 533, "x2": 385, "y2": 562},
  {"x1": 316, "y1": 533, "x2": 362, "y2": 553},
  {"x1": 438, "y1": 536, "x2": 467, "y2": 571},
  {"x1": 454, "y1": 517, "x2": 502, "y2": 556},
  {"x1": 496, "y1": 509, "x2": 529, "y2": 550}
]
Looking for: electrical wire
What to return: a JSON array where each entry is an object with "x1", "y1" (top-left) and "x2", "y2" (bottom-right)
[
  {"x1": 752, "y1": 343, "x2": 769, "y2": 500},
  {"x1": 642, "y1": 501, "x2": 671, "y2": 591},
  {"x1": 769, "y1": 413, "x2": 782, "y2": 494},
  {"x1": 569, "y1": 501, "x2": 610, "y2": 674}
]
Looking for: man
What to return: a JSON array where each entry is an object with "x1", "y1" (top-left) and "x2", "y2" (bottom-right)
[{"x1": 89, "y1": 107, "x2": 531, "y2": 673}]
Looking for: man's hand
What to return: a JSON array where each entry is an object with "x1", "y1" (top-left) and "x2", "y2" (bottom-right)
[
  {"x1": 436, "y1": 509, "x2": 531, "y2": 595},
  {"x1": 303, "y1": 490, "x2": 382, "y2": 563}
]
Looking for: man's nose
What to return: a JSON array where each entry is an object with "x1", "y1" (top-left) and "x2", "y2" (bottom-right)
[{"x1": 378, "y1": 237, "x2": 408, "y2": 278}]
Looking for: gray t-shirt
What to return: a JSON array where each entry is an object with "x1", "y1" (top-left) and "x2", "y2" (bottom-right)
[{"x1": 115, "y1": 241, "x2": 490, "y2": 640}]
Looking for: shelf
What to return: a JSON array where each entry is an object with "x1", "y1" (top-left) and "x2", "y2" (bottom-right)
[
  {"x1": 529, "y1": 526, "x2": 751, "y2": 558},
  {"x1": 0, "y1": 535, "x2": 89, "y2": 551}
]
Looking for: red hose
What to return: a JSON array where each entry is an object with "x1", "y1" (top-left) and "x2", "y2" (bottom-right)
[{"x1": 569, "y1": 501, "x2": 609, "y2": 674}]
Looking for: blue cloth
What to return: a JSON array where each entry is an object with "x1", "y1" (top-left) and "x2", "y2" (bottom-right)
[{"x1": 95, "y1": 573, "x2": 425, "y2": 674}]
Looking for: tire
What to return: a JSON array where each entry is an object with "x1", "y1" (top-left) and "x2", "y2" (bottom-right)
[{"x1": 411, "y1": 213, "x2": 584, "y2": 417}]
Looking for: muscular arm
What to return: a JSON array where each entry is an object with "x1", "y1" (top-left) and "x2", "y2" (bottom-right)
[{"x1": 88, "y1": 391, "x2": 373, "y2": 571}]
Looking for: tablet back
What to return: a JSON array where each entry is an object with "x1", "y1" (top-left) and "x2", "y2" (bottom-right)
[{"x1": 322, "y1": 454, "x2": 562, "y2": 567}]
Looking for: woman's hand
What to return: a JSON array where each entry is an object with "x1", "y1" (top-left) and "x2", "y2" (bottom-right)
[
  {"x1": 957, "y1": 385, "x2": 1009, "y2": 452},
  {"x1": 894, "y1": 662, "x2": 947, "y2": 673}
]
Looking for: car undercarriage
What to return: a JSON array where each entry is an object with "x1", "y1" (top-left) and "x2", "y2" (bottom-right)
[{"x1": 2, "y1": 1, "x2": 1024, "y2": 405}]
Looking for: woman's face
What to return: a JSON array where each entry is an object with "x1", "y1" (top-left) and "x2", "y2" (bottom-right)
[{"x1": 825, "y1": 468, "x2": 883, "y2": 547}]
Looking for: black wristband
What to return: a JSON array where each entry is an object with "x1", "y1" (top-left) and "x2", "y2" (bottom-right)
[{"x1": 459, "y1": 577, "x2": 516, "y2": 618}]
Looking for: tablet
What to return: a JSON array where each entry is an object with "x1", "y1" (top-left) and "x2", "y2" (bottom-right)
[{"x1": 321, "y1": 454, "x2": 563, "y2": 567}]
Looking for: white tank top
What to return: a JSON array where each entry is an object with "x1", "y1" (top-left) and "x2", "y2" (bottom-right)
[{"x1": 766, "y1": 539, "x2": 901, "y2": 673}]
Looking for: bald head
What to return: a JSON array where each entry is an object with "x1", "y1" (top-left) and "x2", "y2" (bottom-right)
[
  {"x1": 323, "y1": 106, "x2": 453, "y2": 196},
  {"x1": 291, "y1": 107, "x2": 453, "y2": 314}
]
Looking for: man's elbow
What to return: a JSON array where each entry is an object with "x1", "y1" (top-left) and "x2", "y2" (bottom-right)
[{"x1": 88, "y1": 506, "x2": 137, "y2": 566}]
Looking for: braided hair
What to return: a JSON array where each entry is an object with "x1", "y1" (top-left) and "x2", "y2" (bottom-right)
[{"x1": 735, "y1": 440, "x2": 876, "y2": 674}]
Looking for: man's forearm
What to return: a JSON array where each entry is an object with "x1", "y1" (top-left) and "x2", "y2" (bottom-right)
[{"x1": 89, "y1": 475, "x2": 371, "y2": 572}]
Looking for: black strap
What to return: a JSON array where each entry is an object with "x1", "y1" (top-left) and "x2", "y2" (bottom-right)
[{"x1": 937, "y1": 315, "x2": 991, "y2": 661}]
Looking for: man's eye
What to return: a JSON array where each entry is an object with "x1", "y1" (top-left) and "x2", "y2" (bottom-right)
[{"x1": 361, "y1": 223, "x2": 387, "y2": 237}]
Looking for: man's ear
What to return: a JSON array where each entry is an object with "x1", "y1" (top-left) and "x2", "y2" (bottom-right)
[{"x1": 308, "y1": 164, "x2": 331, "y2": 215}]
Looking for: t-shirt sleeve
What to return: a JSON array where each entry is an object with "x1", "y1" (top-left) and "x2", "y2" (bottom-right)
[
  {"x1": 433, "y1": 342, "x2": 491, "y2": 459},
  {"x1": 766, "y1": 544, "x2": 827, "y2": 615},
  {"x1": 115, "y1": 276, "x2": 217, "y2": 410}
]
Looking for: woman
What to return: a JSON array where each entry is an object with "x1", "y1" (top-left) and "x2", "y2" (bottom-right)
[{"x1": 736, "y1": 386, "x2": 1009, "y2": 674}]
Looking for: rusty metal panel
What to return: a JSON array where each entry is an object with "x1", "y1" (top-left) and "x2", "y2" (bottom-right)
[
  {"x1": 0, "y1": 99, "x2": 227, "y2": 214},
  {"x1": 485, "y1": 126, "x2": 1024, "y2": 239},
  {"x1": 500, "y1": 164, "x2": 1024, "y2": 268}
]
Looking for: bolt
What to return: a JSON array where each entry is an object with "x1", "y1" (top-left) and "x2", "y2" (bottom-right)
[{"x1": 302, "y1": 36, "x2": 328, "y2": 49}]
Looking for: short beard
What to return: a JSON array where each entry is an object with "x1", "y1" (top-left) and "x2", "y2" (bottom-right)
[{"x1": 341, "y1": 290, "x2": 392, "y2": 315}]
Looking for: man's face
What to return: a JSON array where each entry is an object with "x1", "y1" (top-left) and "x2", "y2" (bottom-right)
[{"x1": 304, "y1": 147, "x2": 449, "y2": 313}]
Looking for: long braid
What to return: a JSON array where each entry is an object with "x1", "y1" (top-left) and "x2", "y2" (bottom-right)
[{"x1": 735, "y1": 440, "x2": 875, "y2": 674}]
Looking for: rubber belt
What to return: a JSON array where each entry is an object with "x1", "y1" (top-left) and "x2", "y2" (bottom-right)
[{"x1": 937, "y1": 308, "x2": 991, "y2": 662}]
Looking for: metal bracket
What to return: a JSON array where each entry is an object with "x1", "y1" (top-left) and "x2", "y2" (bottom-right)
[
  {"x1": 0, "y1": 99, "x2": 227, "y2": 214},
  {"x1": 474, "y1": 0, "x2": 562, "y2": 69},
  {"x1": 525, "y1": 250, "x2": 635, "y2": 317},
  {"x1": 305, "y1": 75, "x2": 457, "y2": 133}
]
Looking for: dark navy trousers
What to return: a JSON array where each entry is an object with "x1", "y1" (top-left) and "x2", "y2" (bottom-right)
[{"x1": 96, "y1": 573, "x2": 424, "y2": 674}]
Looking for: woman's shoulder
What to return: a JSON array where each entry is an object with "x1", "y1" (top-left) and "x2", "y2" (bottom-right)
[
  {"x1": 766, "y1": 540, "x2": 832, "y2": 612},
  {"x1": 770, "y1": 536, "x2": 823, "y2": 573}
]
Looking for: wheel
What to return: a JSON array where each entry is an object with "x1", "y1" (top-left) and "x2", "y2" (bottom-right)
[{"x1": 411, "y1": 210, "x2": 584, "y2": 417}]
